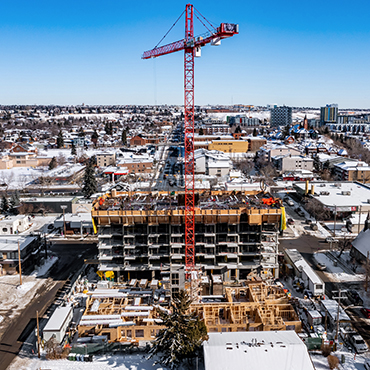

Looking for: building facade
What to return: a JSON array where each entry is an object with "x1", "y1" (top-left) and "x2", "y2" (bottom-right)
[
  {"x1": 93, "y1": 190, "x2": 282, "y2": 282},
  {"x1": 320, "y1": 104, "x2": 338, "y2": 126},
  {"x1": 270, "y1": 106, "x2": 292, "y2": 127}
]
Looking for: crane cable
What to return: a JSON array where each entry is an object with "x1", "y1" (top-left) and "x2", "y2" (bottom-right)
[
  {"x1": 154, "y1": 10, "x2": 185, "y2": 49},
  {"x1": 194, "y1": 7, "x2": 217, "y2": 32}
]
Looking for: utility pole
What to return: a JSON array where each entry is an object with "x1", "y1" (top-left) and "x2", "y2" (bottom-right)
[
  {"x1": 17, "y1": 240, "x2": 22, "y2": 286},
  {"x1": 61, "y1": 205, "x2": 67, "y2": 238},
  {"x1": 36, "y1": 310, "x2": 41, "y2": 358},
  {"x1": 358, "y1": 205, "x2": 362, "y2": 234},
  {"x1": 366, "y1": 251, "x2": 369, "y2": 292},
  {"x1": 333, "y1": 205, "x2": 337, "y2": 237}
]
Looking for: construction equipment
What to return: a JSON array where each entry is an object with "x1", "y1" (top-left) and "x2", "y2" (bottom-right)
[{"x1": 142, "y1": 4, "x2": 238, "y2": 277}]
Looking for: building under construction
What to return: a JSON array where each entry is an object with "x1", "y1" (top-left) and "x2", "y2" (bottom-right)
[
  {"x1": 77, "y1": 280, "x2": 301, "y2": 343},
  {"x1": 92, "y1": 189, "x2": 283, "y2": 282}
]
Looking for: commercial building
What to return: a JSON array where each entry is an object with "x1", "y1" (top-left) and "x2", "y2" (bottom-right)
[
  {"x1": 247, "y1": 137, "x2": 267, "y2": 152},
  {"x1": 294, "y1": 181, "x2": 370, "y2": 218},
  {"x1": 93, "y1": 190, "x2": 282, "y2": 281},
  {"x1": 320, "y1": 104, "x2": 338, "y2": 126},
  {"x1": 0, "y1": 235, "x2": 42, "y2": 274},
  {"x1": 208, "y1": 139, "x2": 249, "y2": 154},
  {"x1": 270, "y1": 106, "x2": 292, "y2": 127},
  {"x1": 203, "y1": 331, "x2": 314, "y2": 370}
]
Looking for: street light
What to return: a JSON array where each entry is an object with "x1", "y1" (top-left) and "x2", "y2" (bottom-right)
[{"x1": 61, "y1": 205, "x2": 67, "y2": 238}]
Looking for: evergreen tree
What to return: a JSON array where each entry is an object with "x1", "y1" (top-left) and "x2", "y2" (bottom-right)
[
  {"x1": 71, "y1": 141, "x2": 77, "y2": 155},
  {"x1": 78, "y1": 127, "x2": 85, "y2": 137},
  {"x1": 10, "y1": 191, "x2": 20, "y2": 214},
  {"x1": 49, "y1": 157, "x2": 57, "y2": 170},
  {"x1": 235, "y1": 125, "x2": 241, "y2": 133},
  {"x1": 282, "y1": 124, "x2": 290, "y2": 138},
  {"x1": 198, "y1": 127, "x2": 204, "y2": 136},
  {"x1": 105, "y1": 122, "x2": 112, "y2": 135},
  {"x1": 82, "y1": 158, "x2": 97, "y2": 198},
  {"x1": 56, "y1": 131, "x2": 64, "y2": 148},
  {"x1": 121, "y1": 129, "x2": 127, "y2": 145},
  {"x1": 313, "y1": 155, "x2": 322, "y2": 172},
  {"x1": 148, "y1": 290, "x2": 208, "y2": 369},
  {"x1": 252, "y1": 127, "x2": 258, "y2": 136},
  {"x1": 1, "y1": 195, "x2": 9, "y2": 214}
]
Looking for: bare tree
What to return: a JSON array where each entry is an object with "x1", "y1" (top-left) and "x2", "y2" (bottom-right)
[
  {"x1": 0, "y1": 172, "x2": 15, "y2": 195},
  {"x1": 57, "y1": 153, "x2": 67, "y2": 166},
  {"x1": 234, "y1": 159, "x2": 254, "y2": 177},
  {"x1": 305, "y1": 198, "x2": 330, "y2": 222}
]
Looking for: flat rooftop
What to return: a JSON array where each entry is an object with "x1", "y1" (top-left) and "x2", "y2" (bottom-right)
[
  {"x1": 295, "y1": 181, "x2": 370, "y2": 210},
  {"x1": 203, "y1": 331, "x2": 315, "y2": 370}
]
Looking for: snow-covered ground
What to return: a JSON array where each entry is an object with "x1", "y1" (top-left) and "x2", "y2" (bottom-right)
[
  {"x1": 0, "y1": 256, "x2": 58, "y2": 336},
  {"x1": 31, "y1": 256, "x2": 59, "y2": 278},
  {"x1": 8, "y1": 354, "x2": 199, "y2": 370},
  {"x1": 314, "y1": 252, "x2": 364, "y2": 283},
  {"x1": 311, "y1": 351, "x2": 370, "y2": 370}
]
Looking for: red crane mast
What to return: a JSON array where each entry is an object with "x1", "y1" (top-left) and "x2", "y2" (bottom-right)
[{"x1": 142, "y1": 4, "x2": 238, "y2": 277}]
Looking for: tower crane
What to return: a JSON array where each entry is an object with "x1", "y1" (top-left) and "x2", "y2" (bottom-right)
[{"x1": 142, "y1": 4, "x2": 238, "y2": 278}]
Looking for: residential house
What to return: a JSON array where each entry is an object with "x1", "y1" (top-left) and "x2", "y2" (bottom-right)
[{"x1": 0, "y1": 215, "x2": 31, "y2": 235}]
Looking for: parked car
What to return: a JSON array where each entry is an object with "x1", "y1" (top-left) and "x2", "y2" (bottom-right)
[
  {"x1": 361, "y1": 308, "x2": 370, "y2": 319},
  {"x1": 286, "y1": 199, "x2": 294, "y2": 206},
  {"x1": 347, "y1": 290, "x2": 364, "y2": 306},
  {"x1": 325, "y1": 236, "x2": 338, "y2": 243},
  {"x1": 295, "y1": 208, "x2": 305, "y2": 217},
  {"x1": 303, "y1": 289, "x2": 313, "y2": 299},
  {"x1": 349, "y1": 334, "x2": 368, "y2": 353},
  {"x1": 287, "y1": 218, "x2": 294, "y2": 225}
]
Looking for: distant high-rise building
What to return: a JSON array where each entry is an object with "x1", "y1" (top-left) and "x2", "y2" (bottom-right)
[
  {"x1": 320, "y1": 104, "x2": 338, "y2": 126},
  {"x1": 270, "y1": 106, "x2": 292, "y2": 127}
]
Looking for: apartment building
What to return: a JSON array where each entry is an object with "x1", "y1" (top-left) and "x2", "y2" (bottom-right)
[
  {"x1": 96, "y1": 151, "x2": 116, "y2": 167},
  {"x1": 333, "y1": 160, "x2": 370, "y2": 183},
  {"x1": 117, "y1": 154, "x2": 154, "y2": 174},
  {"x1": 194, "y1": 149, "x2": 232, "y2": 177},
  {"x1": 93, "y1": 190, "x2": 282, "y2": 282},
  {"x1": 270, "y1": 106, "x2": 292, "y2": 127},
  {"x1": 272, "y1": 155, "x2": 314, "y2": 174},
  {"x1": 259, "y1": 143, "x2": 301, "y2": 162}
]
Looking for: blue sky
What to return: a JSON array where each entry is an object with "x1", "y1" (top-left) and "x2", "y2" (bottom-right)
[{"x1": 1, "y1": 0, "x2": 370, "y2": 108}]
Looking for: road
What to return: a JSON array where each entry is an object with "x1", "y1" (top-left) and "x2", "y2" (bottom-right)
[
  {"x1": 280, "y1": 234, "x2": 370, "y2": 347},
  {"x1": 0, "y1": 242, "x2": 96, "y2": 370}
]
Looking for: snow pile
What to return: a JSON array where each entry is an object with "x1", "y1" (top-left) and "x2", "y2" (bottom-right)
[
  {"x1": 31, "y1": 256, "x2": 59, "y2": 277},
  {"x1": 16, "y1": 281, "x2": 36, "y2": 294}
]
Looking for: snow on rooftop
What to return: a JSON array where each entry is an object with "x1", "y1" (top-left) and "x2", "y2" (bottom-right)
[
  {"x1": 295, "y1": 182, "x2": 370, "y2": 208},
  {"x1": 203, "y1": 331, "x2": 315, "y2": 370}
]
